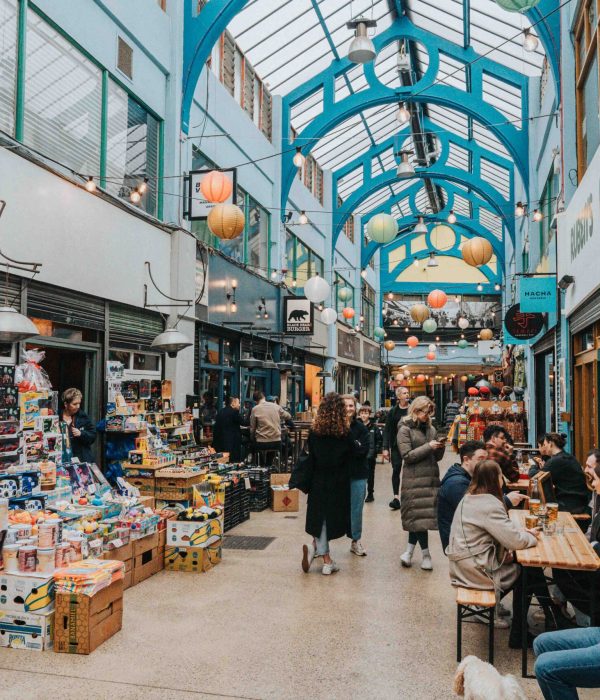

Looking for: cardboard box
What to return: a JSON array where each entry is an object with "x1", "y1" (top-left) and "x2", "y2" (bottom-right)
[
  {"x1": 138, "y1": 495, "x2": 156, "y2": 509},
  {"x1": 102, "y1": 542, "x2": 133, "y2": 563},
  {"x1": 123, "y1": 569, "x2": 133, "y2": 591},
  {"x1": 155, "y1": 470, "x2": 204, "y2": 501},
  {"x1": 124, "y1": 476, "x2": 154, "y2": 496},
  {"x1": 0, "y1": 574, "x2": 54, "y2": 613},
  {"x1": 158, "y1": 529, "x2": 166, "y2": 548},
  {"x1": 132, "y1": 547, "x2": 161, "y2": 585},
  {"x1": 167, "y1": 515, "x2": 223, "y2": 548},
  {"x1": 164, "y1": 544, "x2": 220, "y2": 573},
  {"x1": 270, "y1": 474, "x2": 299, "y2": 512},
  {"x1": 54, "y1": 580, "x2": 123, "y2": 655},
  {"x1": 0, "y1": 610, "x2": 54, "y2": 651},
  {"x1": 132, "y1": 531, "x2": 159, "y2": 558}
]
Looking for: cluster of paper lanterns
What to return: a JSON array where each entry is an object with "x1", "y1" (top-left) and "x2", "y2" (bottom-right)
[
  {"x1": 203, "y1": 172, "x2": 246, "y2": 240},
  {"x1": 461, "y1": 237, "x2": 493, "y2": 267}
]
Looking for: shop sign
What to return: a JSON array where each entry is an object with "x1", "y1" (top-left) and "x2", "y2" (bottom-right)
[
  {"x1": 557, "y1": 146, "x2": 600, "y2": 315},
  {"x1": 504, "y1": 304, "x2": 545, "y2": 344},
  {"x1": 362, "y1": 341, "x2": 381, "y2": 367},
  {"x1": 283, "y1": 296, "x2": 313, "y2": 335},
  {"x1": 184, "y1": 169, "x2": 237, "y2": 221},
  {"x1": 519, "y1": 276, "x2": 556, "y2": 313},
  {"x1": 338, "y1": 330, "x2": 360, "y2": 362}
]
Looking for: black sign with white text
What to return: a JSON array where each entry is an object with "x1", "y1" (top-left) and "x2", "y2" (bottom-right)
[{"x1": 284, "y1": 296, "x2": 314, "y2": 335}]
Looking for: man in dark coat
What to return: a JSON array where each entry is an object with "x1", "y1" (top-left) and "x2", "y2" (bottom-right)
[
  {"x1": 212, "y1": 396, "x2": 243, "y2": 461},
  {"x1": 437, "y1": 440, "x2": 487, "y2": 553},
  {"x1": 382, "y1": 386, "x2": 410, "y2": 510}
]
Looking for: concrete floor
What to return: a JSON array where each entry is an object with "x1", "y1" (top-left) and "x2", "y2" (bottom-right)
[{"x1": 0, "y1": 456, "x2": 596, "y2": 699}]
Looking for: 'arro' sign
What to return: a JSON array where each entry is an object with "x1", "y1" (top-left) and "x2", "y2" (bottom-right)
[{"x1": 284, "y1": 296, "x2": 314, "y2": 335}]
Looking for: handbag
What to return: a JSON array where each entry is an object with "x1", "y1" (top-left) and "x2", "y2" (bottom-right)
[{"x1": 289, "y1": 448, "x2": 314, "y2": 494}]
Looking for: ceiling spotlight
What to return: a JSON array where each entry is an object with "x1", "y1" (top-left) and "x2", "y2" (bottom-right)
[
  {"x1": 413, "y1": 256, "x2": 419, "y2": 267},
  {"x1": 533, "y1": 208, "x2": 543, "y2": 222},
  {"x1": 477, "y1": 283, "x2": 484, "y2": 292},
  {"x1": 85, "y1": 176, "x2": 96, "y2": 193},
  {"x1": 130, "y1": 188, "x2": 141, "y2": 204},
  {"x1": 427, "y1": 252, "x2": 438, "y2": 268},
  {"x1": 347, "y1": 16, "x2": 378, "y2": 64},
  {"x1": 396, "y1": 103, "x2": 410, "y2": 124},
  {"x1": 293, "y1": 147, "x2": 305, "y2": 169},
  {"x1": 447, "y1": 210, "x2": 457, "y2": 225},
  {"x1": 515, "y1": 201, "x2": 526, "y2": 217},
  {"x1": 523, "y1": 28, "x2": 539, "y2": 52},
  {"x1": 396, "y1": 150, "x2": 415, "y2": 179},
  {"x1": 298, "y1": 210, "x2": 309, "y2": 225},
  {"x1": 361, "y1": 269, "x2": 368, "y2": 279},
  {"x1": 414, "y1": 216, "x2": 427, "y2": 234}
]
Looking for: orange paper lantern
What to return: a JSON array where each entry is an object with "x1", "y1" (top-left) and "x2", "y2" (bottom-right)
[
  {"x1": 462, "y1": 237, "x2": 493, "y2": 267},
  {"x1": 427, "y1": 289, "x2": 448, "y2": 309},
  {"x1": 480, "y1": 328, "x2": 494, "y2": 341},
  {"x1": 426, "y1": 351, "x2": 436, "y2": 361},
  {"x1": 201, "y1": 171, "x2": 233, "y2": 203},
  {"x1": 407, "y1": 336, "x2": 419, "y2": 348},
  {"x1": 384, "y1": 340, "x2": 395, "y2": 351},
  {"x1": 468, "y1": 387, "x2": 479, "y2": 396},
  {"x1": 342, "y1": 307, "x2": 355, "y2": 320},
  {"x1": 460, "y1": 375, "x2": 468, "y2": 382},
  {"x1": 416, "y1": 374, "x2": 426, "y2": 383},
  {"x1": 208, "y1": 204, "x2": 245, "y2": 239},
  {"x1": 410, "y1": 303, "x2": 430, "y2": 324}
]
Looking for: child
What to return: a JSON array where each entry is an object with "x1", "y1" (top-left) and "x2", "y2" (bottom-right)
[{"x1": 359, "y1": 405, "x2": 382, "y2": 502}]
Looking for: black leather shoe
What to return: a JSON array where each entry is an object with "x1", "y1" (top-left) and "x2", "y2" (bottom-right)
[
  {"x1": 389, "y1": 498, "x2": 401, "y2": 510},
  {"x1": 365, "y1": 494, "x2": 374, "y2": 503}
]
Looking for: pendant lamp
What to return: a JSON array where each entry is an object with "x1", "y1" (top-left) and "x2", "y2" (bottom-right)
[
  {"x1": 414, "y1": 216, "x2": 427, "y2": 234},
  {"x1": 151, "y1": 327, "x2": 193, "y2": 358},
  {"x1": 0, "y1": 306, "x2": 38, "y2": 343},
  {"x1": 347, "y1": 16, "x2": 378, "y2": 64},
  {"x1": 396, "y1": 151, "x2": 415, "y2": 179}
]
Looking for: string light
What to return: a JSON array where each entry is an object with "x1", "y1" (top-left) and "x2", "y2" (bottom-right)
[
  {"x1": 447, "y1": 210, "x2": 457, "y2": 224},
  {"x1": 361, "y1": 269, "x2": 368, "y2": 279},
  {"x1": 396, "y1": 103, "x2": 410, "y2": 124},
  {"x1": 139, "y1": 177, "x2": 149, "y2": 194},
  {"x1": 298, "y1": 211, "x2": 309, "y2": 225},
  {"x1": 413, "y1": 257, "x2": 419, "y2": 267},
  {"x1": 515, "y1": 201, "x2": 525, "y2": 217},
  {"x1": 387, "y1": 292, "x2": 394, "y2": 300},
  {"x1": 130, "y1": 189, "x2": 141, "y2": 204},
  {"x1": 85, "y1": 176, "x2": 96, "y2": 193},
  {"x1": 494, "y1": 283, "x2": 501, "y2": 291},
  {"x1": 477, "y1": 283, "x2": 484, "y2": 291},
  {"x1": 523, "y1": 28, "x2": 539, "y2": 52},
  {"x1": 533, "y1": 209, "x2": 543, "y2": 222},
  {"x1": 293, "y1": 147, "x2": 305, "y2": 168},
  {"x1": 292, "y1": 279, "x2": 297, "y2": 288}
]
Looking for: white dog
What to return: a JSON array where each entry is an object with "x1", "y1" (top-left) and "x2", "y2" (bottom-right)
[{"x1": 453, "y1": 656, "x2": 527, "y2": 700}]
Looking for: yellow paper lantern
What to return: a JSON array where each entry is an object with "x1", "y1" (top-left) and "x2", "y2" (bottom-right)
[
  {"x1": 410, "y1": 303, "x2": 430, "y2": 324},
  {"x1": 384, "y1": 340, "x2": 395, "y2": 351},
  {"x1": 462, "y1": 237, "x2": 493, "y2": 267},
  {"x1": 200, "y1": 171, "x2": 233, "y2": 203},
  {"x1": 208, "y1": 204, "x2": 245, "y2": 240},
  {"x1": 480, "y1": 328, "x2": 494, "y2": 341}
]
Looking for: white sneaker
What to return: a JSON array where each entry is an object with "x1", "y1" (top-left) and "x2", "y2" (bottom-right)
[
  {"x1": 400, "y1": 550, "x2": 413, "y2": 568},
  {"x1": 322, "y1": 560, "x2": 340, "y2": 575},
  {"x1": 350, "y1": 540, "x2": 367, "y2": 557},
  {"x1": 421, "y1": 554, "x2": 433, "y2": 571},
  {"x1": 302, "y1": 543, "x2": 315, "y2": 573}
]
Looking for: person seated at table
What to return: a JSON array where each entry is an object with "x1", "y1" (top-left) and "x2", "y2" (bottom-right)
[
  {"x1": 584, "y1": 449, "x2": 600, "y2": 514},
  {"x1": 530, "y1": 433, "x2": 590, "y2": 516},
  {"x1": 552, "y1": 459, "x2": 600, "y2": 622},
  {"x1": 484, "y1": 424, "x2": 520, "y2": 482},
  {"x1": 447, "y1": 460, "x2": 571, "y2": 647},
  {"x1": 534, "y1": 626, "x2": 600, "y2": 699}
]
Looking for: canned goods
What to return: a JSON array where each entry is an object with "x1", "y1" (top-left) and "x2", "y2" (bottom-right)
[
  {"x1": 18, "y1": 546, "x2": 36, "y2": 573},
  {"x1": 37, "y1": 547, "x2": 55, "y2": 574},
  {"x1": 38, "y1": 524, "x2": 55, "y2": 548},
  {"x1": 3, "y1": 544, "x2": 20, "y2": 572}
]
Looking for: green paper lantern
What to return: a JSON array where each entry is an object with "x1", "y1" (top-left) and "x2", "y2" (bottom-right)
[
  {"x1": 374, "y1": 326, "x2": 385, "y2": 340},
  {"x1": 494, "y1": 0, "x2": 541, "y2": 12},
  {"x1": 366, "y1": 213, "x2": 397, "y2": 244},
  {"x1": 337, "y1": 286, "x2": 353, "y2": 302},
  {"x1": 467, "y1": 373, "x2": 475, "y2": 380},
  {"x1": 422, "y1": 319, "x2": 438, "y2": 334},
  {"x1": 457, "y1": 339, "x2": 469, "y2": 349}
]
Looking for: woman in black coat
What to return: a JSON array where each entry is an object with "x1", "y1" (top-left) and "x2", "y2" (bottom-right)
[
  {"x1": 301, "y1": 392, "x2": 353, "y2": 576},
  {"x1": 212, "y1": 396, "x2": 243, "y2": 461},
  {"x1": 61, "y1": 388, "x2": 96, "y2": 463}
]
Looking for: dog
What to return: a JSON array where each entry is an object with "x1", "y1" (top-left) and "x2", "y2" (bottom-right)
[{"x1": 453, "y1": 656, "x2": 527, "y2": 700}]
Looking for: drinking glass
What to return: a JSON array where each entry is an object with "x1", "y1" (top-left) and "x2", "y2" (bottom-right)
[
  {"x1": 547, "y1": 503, "x2": 558, "y2": 523},
  {"x1": 529, "y1": 499, "x2": 541, "y2": 515}
]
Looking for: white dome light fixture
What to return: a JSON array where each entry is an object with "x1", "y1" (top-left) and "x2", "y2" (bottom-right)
[
  {"x1": 396, "y1": 150, "x2": 415, "y2": 179},
  {"x1": 523, "y1": 28, "x2": 539, "y2": 52},
  {"x1": 414, "y1": 216, "x2": 427, "y2": 234},
  {"x1": 427, "y1": 252, "x2": 439, "y2": 267},
  {"x1": 347, "y1": 16, "x2": 378, "y2": 64}
]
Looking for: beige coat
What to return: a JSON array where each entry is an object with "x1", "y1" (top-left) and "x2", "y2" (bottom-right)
[
  {"x1": 447, "y1": 493, "x2": 537, "y2": 592},
  {"x1": 397, "y1": 419, "x2": 445, "y2": 532},
  {"x1": 250, "y1": 400, "x2": 291, "y2": 443}
]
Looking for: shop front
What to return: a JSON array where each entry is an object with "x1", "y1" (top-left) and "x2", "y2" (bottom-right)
[
  {"x1": 336, "y1": 325, "x2": 381, "y2": 403},
  {"x1": 361, "y1": 339, "x2": 381, "y2": 405}
]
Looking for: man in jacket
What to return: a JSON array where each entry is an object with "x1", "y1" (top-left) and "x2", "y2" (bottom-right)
[
  {"x1": 382, "y1": 386, "x2": 410, "y2": 510},
  {"x1": 437, "y1": 440, "x2": 487, "y2": 553},
  {"x1": 250, "y1": 391, "x2": 291, "y2": 464},
  {"x1": 484, "y1": 424, "x2": 520, "y2": 482}
]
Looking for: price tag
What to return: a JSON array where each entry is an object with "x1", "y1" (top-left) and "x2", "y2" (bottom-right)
[
  {"x1": 89, "y1": 538, "x2": 103, "y2": 549},
  {"x1": 110, "y1": 538, "x2": 124, "y2": 549},
  {"x1": 244, "y1": 477, "x2": 251, "y2": 490}
]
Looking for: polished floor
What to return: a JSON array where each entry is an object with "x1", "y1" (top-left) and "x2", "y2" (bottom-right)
[{"x1": 0, "y1": 456, "x2": 596, "y2": 699}]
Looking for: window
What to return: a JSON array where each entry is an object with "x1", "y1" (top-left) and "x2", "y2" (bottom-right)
[
  {"x1": 285, "y1": 230, "x2": 323, "y2": 293},
  {"x1": 105, "y1": 80, "x2": 159, "y2": 216},
  {"x1": 300, "y1": 154, "x2": 324, "y2": 204},
  {"x1": 338, "y1": 197, "x2": 354, "y2": 242},
  {"x1": 117, "y1": 37, "x2": 133, "y2": 80},
  {"x1": 0, "y1": 0, "x2": 17, "y2": 136},
  {"x1": 247, "y1": 196, "x2": 269, "y2": 274},
  {"x1": 24, "y1": 9, "x2": 102, "y2": 175},
  {"x1": 361, "y1": 281, "x2": 375, "y2": 337},
  {"x1": 539, "y1": 169, "x2": 558, "y2": 256},
  {"x1": 575, "y1": 0, "x2": 600, "y2": 178}
]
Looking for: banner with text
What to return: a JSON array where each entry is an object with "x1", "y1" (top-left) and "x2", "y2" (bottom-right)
[{"x1": 519, "y1": 276, "x2": 556, "y2": 313}]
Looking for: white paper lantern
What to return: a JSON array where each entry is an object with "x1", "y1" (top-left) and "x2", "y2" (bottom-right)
[
  {"x1": 458, "y1": 317, "x2": 469, "y2": 330},
  {"x1": 304, "y1": 275, "x2": 330, "y2": 304},
  {"x1": 321, "y1": 307, "x2": 337, "y2": 325},
  {"x1": 366, "y1": 213, "x2": 397, "y2": 244},
  {"x1": 428, "y1": 343, "x2": 437, "y2": 352}
]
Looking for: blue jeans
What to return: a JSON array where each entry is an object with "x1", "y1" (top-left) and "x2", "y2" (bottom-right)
[
  {"x1": 534, "y1": 627, "x2": 600, "y2": 699},
  {"x1": 350, "y1": 479, "x2": 367, "y2": 541},
  {"x1": 314, "y1": 522, "x2": 329, "y2": 556}
]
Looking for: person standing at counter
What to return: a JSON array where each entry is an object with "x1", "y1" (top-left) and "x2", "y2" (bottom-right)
[
  {"x1": 212, "y1": 396, "x2": 243, "y2": 462},
  {"x1": 61, "y1": 388, "x2": 96, "y2": 463}
]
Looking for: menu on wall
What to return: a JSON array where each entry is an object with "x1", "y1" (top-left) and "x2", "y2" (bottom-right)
[
  {"x1": 337, "y1": 331, "x2": 360, "y2": 362},
  {"x1": 362, "y1": 341, "x2": 381, "y2": 367}
]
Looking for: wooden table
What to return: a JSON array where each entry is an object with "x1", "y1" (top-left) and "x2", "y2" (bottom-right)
[
  {"x1": 506, "y1": 479, "x2": 530, "y2": 492},
  {"x1": 509, "y1": 510, "x2": 600, "y2": 677}
]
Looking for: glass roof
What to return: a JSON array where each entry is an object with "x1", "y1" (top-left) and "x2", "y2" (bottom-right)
[{"x1": 227, "y1": 0, "x2": 544, "y2": 233}]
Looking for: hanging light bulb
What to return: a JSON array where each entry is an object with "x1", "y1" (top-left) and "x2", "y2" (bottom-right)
[
  {"x1": 298, "y1": 210, "x2": 309, "y2": 225},
  {"x1": 477, "y1": 283, "x2": 484, "y2": 292},
  {"x1": 523, "y1": 28, "x2": 539, "y2": 53},
  {"x1": 413, "y1": 256, "x2": 419, "y2": 267},
  {"x1": 85, "y1": 176, "x2": 96, "y2": 193},
  {"x1": 271, "y1": 270, "x2": 279, "y2": 282},
  {"x1": 347, "y1": 16, "x2": 378, "y2": 64},
  {"x1": 427, "y1": 252, "x2": 438, "y2": 268},
  {"x1": 361, "y1": 269, "x2": 368, "y2": 279},
  {"x1": 130, "y1": 188, "x2": 141, "y2": 204},
  {"x1": 139, "y1": 177, "x2": 149, "y2": 194},
  {"x1": 447, "y1": 210, "x2": 457, "y2": 224},
  {"x1": 414, "y1": 216, "x2": 427, "y2": 234},
  {"x1": 533, "y1": 208, "x2": 543, "y2": 222},
  {"x1": 396, "y1": 150, "x2": 415, "y2": 179},
  {"x1": 396, "y1": 103, "x2": 410, "y2": 124},
  {"x1": 292, "y1": 278, "x2": 297, "y2": 288},
  {"x1": 293, "y1": 147, "x2": 305, "y2": 169},
  {"x1": 393, "y1": 319, "x2": 399, "y2": 326},
  {"x1": 404, "y1": 326, "x2": 409, "y2": 333},
  {"x1": 494, "y1": 283, "x2": 501, "y2": 291},
  {"x1": 387, "y1": 292, "x2": 394, "y2": 301},
  {"x1": 515, "y1": 201, "x2": 525, "y2": 217},
  {"x1": 231, "y1": 301, "x2": 237, "y2": 313}
]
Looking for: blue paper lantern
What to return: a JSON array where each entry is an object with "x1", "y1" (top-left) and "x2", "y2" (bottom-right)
[{"x1": 374, "y1": 326, "x2": 385, "y2": 340}]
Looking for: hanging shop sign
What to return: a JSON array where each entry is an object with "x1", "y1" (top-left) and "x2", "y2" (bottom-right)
[
  {"x1": 283, "y1": 296, "x2": 314, "y2": 335},
  {"x1": 557, "y1": 146, "x2": 600, "y2": 316},
  {"x1": 519, "y1": 276, "x2": 556, "y2": 313},
  {"x1": 183, "y1": 169, "x2": 237, "y2": 221},
  {"x1": 504, "y1": 304, "x2": 544, "y2": 344}
]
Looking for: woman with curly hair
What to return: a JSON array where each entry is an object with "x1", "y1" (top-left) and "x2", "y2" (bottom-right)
[{"x1": 301, "y1": 392, "x2": 354, "y2": 575}]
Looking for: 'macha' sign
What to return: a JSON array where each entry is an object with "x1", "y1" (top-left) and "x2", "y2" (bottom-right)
[{"x1": 519, "y1": 276, "x2": 556, "y2": 313}]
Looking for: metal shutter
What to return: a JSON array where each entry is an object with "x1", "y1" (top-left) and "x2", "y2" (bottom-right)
[
  {"x1": 243, "y1": 61, "x2": 254, "y2": 118},
  {"x1": 222, "y1": 32, "x2": 235, "y2": 97},
  {"x1": 569, "y1": 289, "x2": 600, "y2": 334},
  {"x1": 27, "y1": 281, "x2": 105, "y2": 329},
  {"x1": 261, "y1": 86, "x2": 272, "y2": 141},
  {"x1": 109, "y1": 303, "x2": 164, "y2": 350},
  {"x1": 533, "y1": 329, "x2": 555, "y2": 355},
  {"x1": 0, "y1": 272, "x2": 23, "y2": 308}
]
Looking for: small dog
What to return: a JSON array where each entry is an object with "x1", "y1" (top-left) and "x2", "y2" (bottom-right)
[{"x1": 453, "y1": 656, "x2": 527, "y2": 700}]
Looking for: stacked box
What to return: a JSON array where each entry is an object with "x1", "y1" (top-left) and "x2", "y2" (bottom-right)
[
  {"x1": 270, "y1": 474, "x2": 299, "y2": 512},
  {"x1": 223, "y1": 478, "x2": 250, "y2": 532},
  {"x1": 0, "y1": 573, "x2": 55, "y2": 652},
  {"x1": 247, "y1": 467, "x2": 270, "y2": 512},
  {"x1": 155, "y1": 469, "x2": 204, "y2": 502},
  {"x1": 164, "y1": 544, "x2": 221, "y2": 573}
]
